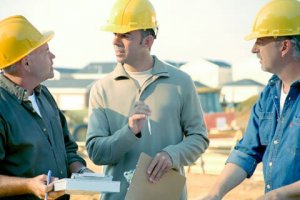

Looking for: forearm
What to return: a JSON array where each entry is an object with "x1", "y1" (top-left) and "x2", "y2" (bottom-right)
[
  {"x1": 208, "y1": 163, "x2": 247, "y2": 199},
  {"x1": 0, "y1": 175, "x2": 32, "y2": 197},
  {"x1": 87, "y1": 125, "x2": 138, "y2": 165},
  {"x1": 280, "y1": 181, "x2": 300, "y2": 197},
  {"x1": 260, "y1": 181, "x2": 300, "y2": 200},
  {"x1": 168, "y1": 80, "x2": 209, "y2": 169},
  {"x1": 164, "y1": 133, "x2": 209, "y2": 170}
]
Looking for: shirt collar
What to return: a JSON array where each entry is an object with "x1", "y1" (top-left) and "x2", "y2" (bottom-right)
[
  {"x1": 268, "y1": 75, "x2": 280, "y2": 86},
  {"x1": 0, "y1": 74, "x2": 41, "y2": 103},
  {"x1": 268, "y1": 74, "x2": 300, "y2": 88}
]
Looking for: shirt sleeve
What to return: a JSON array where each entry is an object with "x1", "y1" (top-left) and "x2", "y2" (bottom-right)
[
  {"x1": 163, "y1": 76, "x2": 209, "y2": 170},
  {"x1": 0, "y1": 115, "x2": 6, "y2": 161},
  {"x1": 226, "y1": 96, "x2": 265, "y2": 178},
  {"x1": 86, "y1": 83, "x2": 139, "y2": 165},
  {"x1": 59, "y1": 109, "x2": 86, "y2": 166}
]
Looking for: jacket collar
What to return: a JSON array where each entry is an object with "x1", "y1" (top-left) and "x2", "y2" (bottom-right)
[
  {"x1": 0, "y1": 74, "x2": 41, "y2": 103},
  {"x1": 111, "y1": 55, "x2": 170, "y2": 80}
]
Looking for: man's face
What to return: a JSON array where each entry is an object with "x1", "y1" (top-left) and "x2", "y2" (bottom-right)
[
  {"x1": 251, "y1": 37, "x2": 284, "y2": 74},
  {"x1": 27, "y1": 43, "x2": 55, "y2": 82},
  {"x1": 112, "y1": 30, "x2": 144, "y2": 64}
]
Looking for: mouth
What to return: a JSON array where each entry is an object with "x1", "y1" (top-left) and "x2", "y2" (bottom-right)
[
  {"x1": 114, "y1": 46, "x2": 124, "y2": 54},
  {"x1": 256, "y1": 55, "x2": 262, "y2": 63},
  {"x1": 115, "y1": 50, "x2": 124, "y2": 57}
]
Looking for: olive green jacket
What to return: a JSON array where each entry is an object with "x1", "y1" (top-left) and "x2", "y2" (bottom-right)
[{"x1": 86, "y1": 56, "x2": 209, "y2": 200}]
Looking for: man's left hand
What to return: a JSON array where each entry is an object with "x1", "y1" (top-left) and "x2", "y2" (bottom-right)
[
  {"x1": 256, "y1": 189, "x2": 285, "y2": 200},
  {"x1": 147, "y1": 151, "x2": 172, "y2": 183}
]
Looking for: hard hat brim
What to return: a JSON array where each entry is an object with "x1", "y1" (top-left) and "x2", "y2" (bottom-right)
[
  {"x1": 244, "y1": 33, "x2": 258, "y2": 41},
  {"x1": 101, "y1": 24, "x2": 154, "y2": 34},
  {"x1": 100, "y1": 25, "x2": 133, "y2": 34},
  {"x1": 1, "y1": 31, "x2": 54, "y2": 69}
]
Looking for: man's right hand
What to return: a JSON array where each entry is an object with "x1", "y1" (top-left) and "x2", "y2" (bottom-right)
[
  {"x1": 28, "y1": 174, "x2": 64, "y2": 199},
  {"x1": 128, "y1": 101, "x2": 151, "y2": 135}
]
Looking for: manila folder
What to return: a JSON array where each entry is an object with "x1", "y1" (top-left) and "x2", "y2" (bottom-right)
[{"x1": 125, "y1": 152, "x2": 186, "y2": 200}]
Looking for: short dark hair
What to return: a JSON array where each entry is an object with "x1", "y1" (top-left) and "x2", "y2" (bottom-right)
[
  {"x1": 141, "y1": 28, "x2": 157, "y2": 39},
  {"x1": 290, "y1": 35, "x2": 300, "y2": 59},
  {"x1": 277, "y1": 35, "x2": 300, "y2": 59},
  {"x1": 279, "y1": 35, "x2": 300, "y2": 59}
]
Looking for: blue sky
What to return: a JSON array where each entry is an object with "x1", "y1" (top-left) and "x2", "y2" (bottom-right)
[{"x1": 1, "y1": 0, "x2": 269, "y2": 69}]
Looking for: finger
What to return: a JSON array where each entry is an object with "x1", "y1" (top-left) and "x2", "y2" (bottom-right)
[
  {"x1": 147, "y1": 155, "x2": 159, "y2": 176},
  {"x1": 134, "y1": 100, "x2": 143, "y2": 106},
  {"x1": 134, "y1": 101, "x2": 150, "y2": 110},
  {"x1": 149, "y1": 163, "x2": 162, "y2": 182},
  {"x1": 153, "y1": 160, "x2": 169, "y2": 181},
  {"x1": 130, "y1": 114, "x2": 147, "y2": 121},
  {"x1": 48, "y1": 191, "x2": 65, "y2": 200},
  {"x1": 148, "y1": 158, "x2": 164, "y2": 182},
  {"x1": 133, "y1": 106, "x2": 151, "y2": 115},
  {"x1": 156, "y1": 154, "x2": 172, "y2": 180},
  {"x1": 134, "y1": 101, "x2": 146, "y2": 108},
  {"x1": 45, "y1": 184, "x2": 54, "y2": 193},
  {"x1": 41, "y1": 174, "x2": 47, "y2": 183}
]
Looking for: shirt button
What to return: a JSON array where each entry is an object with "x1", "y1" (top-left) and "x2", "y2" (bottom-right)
[
  {"x1": 60, "y1": 170, "x2": 63, "y2": 174},
  {"x1": 266, "y1": 184, "x2": 271, "y2": 189},
  {"x1": 269, "y1": 162, "x2": 272, "y2": 167},
  {"x1": 43, "y1": 128, "x2": 47, "y2": 132},
  {"x1": 274, "y1": 140, "x2": 278, "y2": 144}
]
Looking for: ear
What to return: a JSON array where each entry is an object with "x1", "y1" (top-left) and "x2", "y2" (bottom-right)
[
  {"x1": 20, "y1": 56, "x2": 31, "y2": 71},
  {"x1": 281, "y1": 39, "x2": 293, "y2": 57},
  {"x1": 142, "y1": 35, "x2": 154, "y2": 49}
]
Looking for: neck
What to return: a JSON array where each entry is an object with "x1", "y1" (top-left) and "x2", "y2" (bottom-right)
[
  {"x1": 278, "y1": 61, "x2": 300, "y2": 91},
  {"x1": 281, "y1": 82, "x2": 290, "y2": 94},
  {"x1": 4, "y1": 73, "x2": 36, "y2": 95},
  {"x1": 124, "y1": 55, "x2": 153, "y2": 72}
]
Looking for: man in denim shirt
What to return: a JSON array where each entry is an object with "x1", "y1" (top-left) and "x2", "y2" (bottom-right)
[{"x1": 201, "y1": 0, "x2": 300, "y2": 199}]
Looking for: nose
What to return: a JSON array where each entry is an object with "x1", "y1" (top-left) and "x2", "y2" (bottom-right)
[
  {"x1": 251, "y1": 43, "x2": 258, "y2": 54},
  {"x1": 50, "y1": 51, "x2": 55, "y2": 59},
  {"x1": 113, "y1": 33, "x2": 121, "y2": 46}
]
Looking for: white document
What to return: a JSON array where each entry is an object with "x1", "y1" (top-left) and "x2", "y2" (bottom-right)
[
  {"x1": 53, "y1": 175, "x2": 120, "y2": 195},
  {"x1": 71, "y1": 172, "x2": 113, "y2": 181}
]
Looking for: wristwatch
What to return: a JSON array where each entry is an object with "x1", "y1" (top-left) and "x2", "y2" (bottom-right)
[{"x1": 77, "y1": 166, "x2": 89, "y2": 174}]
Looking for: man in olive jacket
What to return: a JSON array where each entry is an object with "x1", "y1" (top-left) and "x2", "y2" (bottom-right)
[{"x1": 86, "y1": 0, "x2": 209, "y2": 200}]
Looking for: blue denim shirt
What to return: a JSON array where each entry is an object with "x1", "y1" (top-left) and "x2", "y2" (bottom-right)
[{"x1": 227, "y1": 75, "x2": 300, "y2": 193}]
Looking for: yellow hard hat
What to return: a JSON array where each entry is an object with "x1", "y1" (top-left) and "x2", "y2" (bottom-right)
[
  {"x1": 101, "y1": 0, "x2": 158, "y2": 34},
  {"x1": 0, "y1": 15, "x2": 54, "y2": 69},
  {"x1": 245, "y1": 0, "x2": 300, "y2": 40}
]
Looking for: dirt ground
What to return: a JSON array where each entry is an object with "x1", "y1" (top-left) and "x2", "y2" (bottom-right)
[{"x1": 70, "y1": 147, "x2": 264, "y2": 200}]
